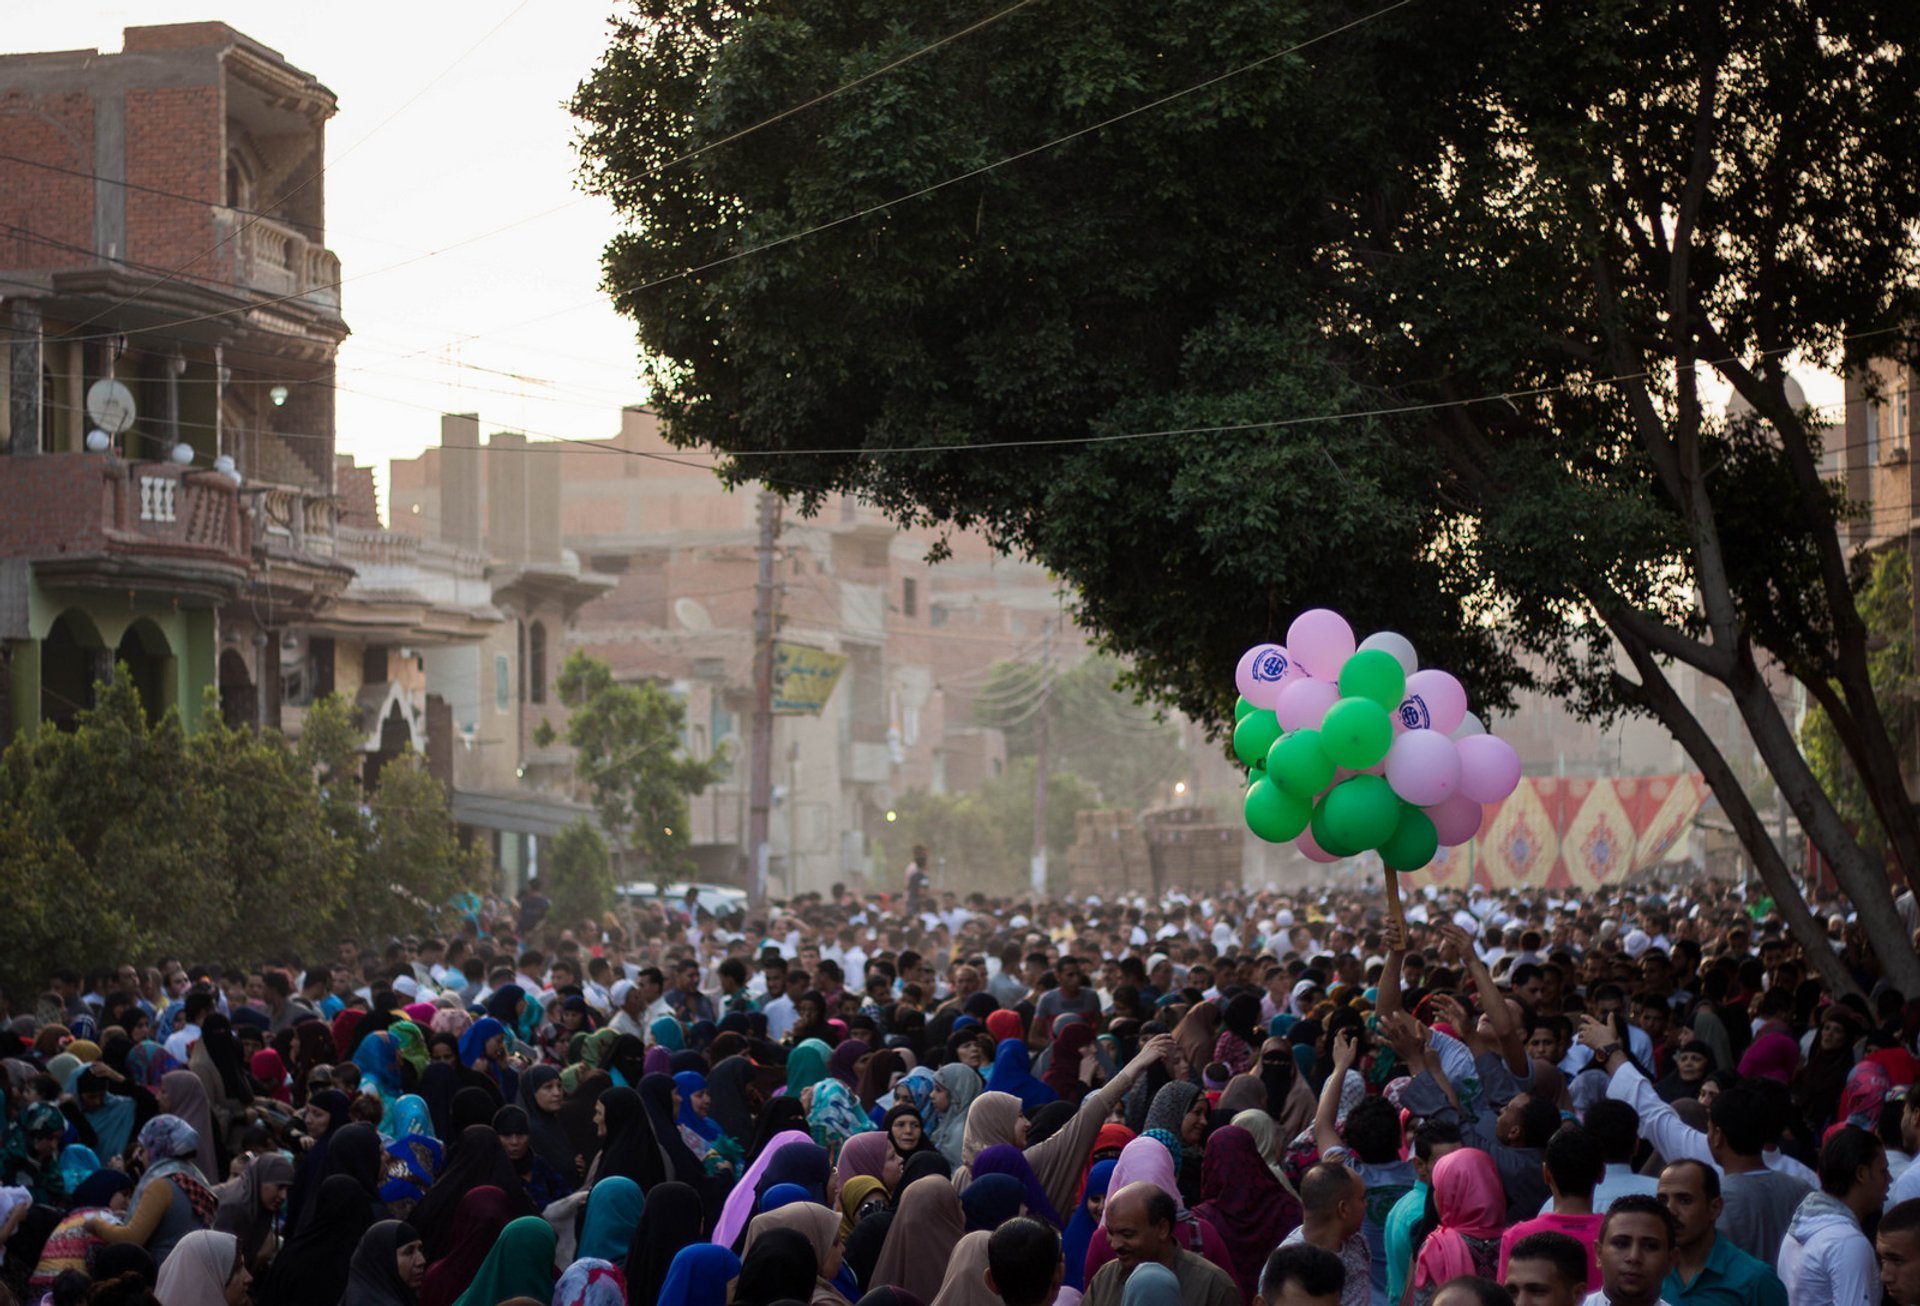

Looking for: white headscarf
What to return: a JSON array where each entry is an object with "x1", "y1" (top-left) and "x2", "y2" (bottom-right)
[{"x1": 154, "y1": 1230, "x2": 239, "y2": 1306}]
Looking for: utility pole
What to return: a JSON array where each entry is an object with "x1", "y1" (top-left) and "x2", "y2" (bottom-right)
[
  {"x1": 747, "y1": 491, "x2": 782, "y2": 912},
  {"x1": 1030, "y1": 619, "x2": 1054, "y2": 894}
]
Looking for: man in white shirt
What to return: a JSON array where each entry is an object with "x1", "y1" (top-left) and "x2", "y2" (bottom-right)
[
  {"x1": 1779, "y1": 1128, "x2": 1888, "y2": 1306},
  {"x1": 1887, "y1": 1090, "x2": 1920, "y2": 1210},
  {"x1": 1580, "y1": 1197, "x2": 1679, "y2": 1306}
]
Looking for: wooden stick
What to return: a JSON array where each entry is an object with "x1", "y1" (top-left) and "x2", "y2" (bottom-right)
[{"x1": 1385, "y1": 867, "x2": 1406, "y2": 935}]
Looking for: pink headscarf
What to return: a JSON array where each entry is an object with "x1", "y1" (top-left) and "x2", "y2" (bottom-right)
[
  {"x1": 1102, "y1": 1134, "x2": 1188, "y2": 1223},
  {"x1": 1839, "y1": 1062, "x2": 1893, "y2": 1130},
  {"x1": 1412, "y1": 1148, "x2": 1506, "y2": 1288},
  {"x1": 712, "y1": 1130, "x2": 811, "y2": 1249},
  {"x1": 430, "y1": 1007, "x2": 472, "y2": 1039},
  {"x1": 403, "y1": 1003, "x2": 437, "y2": 1028},
  {"x1": 836, "y1": 1131, "x2": 892, "y2": 1185},
  {"x1": 1738, "y1": 1031, "x2": 1802, "y2": 1084}
]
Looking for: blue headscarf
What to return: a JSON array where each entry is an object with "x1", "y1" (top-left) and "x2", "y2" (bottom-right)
[
  {"x1": 649, "y1": 1016, "x2": 685, "y2": 1052},
  {"x1": 458, "y1": 1017, "x2": 518, "y2": 1100},
  {"x1": 66, "y1": 1063, "x2": 135, "y2": 1163},
  {"x1": 657, "y1": 1244, "x2": 741, "y2": 1306},
  {"x1": 353, "y1": 1031, "x2": 403, "y2": 1098},
  {"x1": 960, "y1": 1172, "x2": 1027, "y2": 1231},
  {"x1": 59, "y1": 1144, "x2": 103, "y2": 1193},
  {"x1": 674, "y1": 1072, "x2": 721, "y2": 1142},
  {"x1": 895, "y1": 1066, "x2": 940, "y2": 1132},
  {"x1": 389, "y1": 1094, "x2": 435, "y2": 1141},
  {"x1": 971, "y1": 1143, "x2": 1063, "y2": 1227},
  {"x1": 985, "y1": 1038, "x2": 1058, "y2": 1113},
  {"x1": 1062, "y1": 1158, "x2": 1117, "y2": 1290},
  {"x1": 759, "y1": 1182, "x2": 811, "y2": 1212},
  {"x1": 807, "y1": 1080, "x2": 876, "y2": 1150}
]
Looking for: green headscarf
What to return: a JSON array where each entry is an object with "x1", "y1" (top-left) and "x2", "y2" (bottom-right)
[
  {"x1": 577, "y1": 1175, "x2": 645, "y2": 1264},
  {"x1": 785, "y1": 1039, "x2": 832, "y2": 1096},
  {"x1": 450, "y1": 1215, "x2": 556, "y2": 1306},
  {"x1": 650, "y1": 1016, "x2": 686, "y2": 1052},
  {"x1": 390, "y1": 1021, "x2": 428, "y2": 1078},
  {"x1": 560, "y1": 1028, "x2": 621, "y2": 1094}
]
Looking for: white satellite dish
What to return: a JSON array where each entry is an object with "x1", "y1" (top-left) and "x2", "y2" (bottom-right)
[
  {"x1": 86, "y1": 379, "x2": 136, "y2": 435},
  {"x1": 675, "y1": 598, "x2": 713, "y2": 631}
]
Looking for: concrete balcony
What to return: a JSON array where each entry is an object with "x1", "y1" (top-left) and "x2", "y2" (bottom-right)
[
  {"x1": 237, "y1": 214, "x2": 342, "y2": 314},
  {"x1": 0, "y1": 453, "x2": 251, "y2": 601}
]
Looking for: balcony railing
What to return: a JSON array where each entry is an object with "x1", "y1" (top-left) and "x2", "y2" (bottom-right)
[
  {"x1": 259, "y1": 484, "x2": 337, "y2": 559},
  {"x1": 237, "y1": 214, "x2": 342, "y2": 313},
  {"x1": 0, "y1": 453, "x2": 250, "y2": 576}
]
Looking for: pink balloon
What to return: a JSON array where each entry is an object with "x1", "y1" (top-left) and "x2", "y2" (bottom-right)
[
  {"x1": 1297, "y1": 827, "x2": 1340, "y2": 863},
  {"x1": 1428, "y1": 793, "x2": 1484, "y2": 846},
  {"x1": 1385, "y1": 728, "x2": 1463, "y2": 807},
  {"x1": 1286, "y1": 609, "x2": 1356, "y2": 681},
  {"x1": 1457, "y1": 734, "x2": 1522, "y2": 803},
  {"x1": 1275, "y1": 678, "x2": 1340, "y2": 733},
  {"x1": 1397, "y1": 669, "x2": 1468, "y2": 735},
  {"x1": 1235, "y1": 643, "x2": 1304, "y2": 710}
]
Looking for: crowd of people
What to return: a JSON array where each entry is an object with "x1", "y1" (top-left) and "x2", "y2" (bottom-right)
[{"x1": 0, "y1": 868, "x2": 1915, "y2": 1306}]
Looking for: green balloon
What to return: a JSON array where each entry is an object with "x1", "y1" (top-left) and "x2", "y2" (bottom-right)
[
  {"x1": 1233, "y1": 709, "x2": 1281, "y2": 768},
  {"x1": 1319, "y1": 775, "x2": 1402, "y2": 851},
  {"x1": 1338, "y1": 648, "x2": 1407, "y2": 711},
  {"x1": 1235, "y1": 695, "x2": 1256, "y2": 722},
  {"x1": 1244, "y1": 778, "x2": 1312, "y2": 843},
  {"x1": 1380, "y1": 804, "x2": 1440, "y2": 871},
  {"x1": 1267, "y1": 729, "x2": 1335, "y2": 798},
  {"x1": 1320, "y1": 697, "x2": 1394, "y2": 769},
  {"x1": 1310, "y1": 795, "x2": 1363, "y2": 857}
]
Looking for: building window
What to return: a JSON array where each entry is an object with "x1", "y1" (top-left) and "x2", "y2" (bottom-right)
[
  {"x1": 495, "y1": 654, "x2": 510, "y2": 712},
  {"x1": 529, "y1": 622, "x2": 547, "y2": 704},
  {"x1": 902, "y1": 577, "x2": 918, "y2": 618},
  {"x1": 1867, "y1": 400, "x2": 1882, "y2": 466}
]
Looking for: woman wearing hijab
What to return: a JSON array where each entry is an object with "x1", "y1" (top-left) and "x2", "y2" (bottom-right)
[
  {"x1": 1214, "y1": 994, "x2": 1264, "y2": 1077},
  {"x1": 712, "y1": 1130, "x2": 813, "y2": 1249},
  {"x1": 189, "y1": 1013, "x2": 255, "y2": 1171},
  {"x1": 28, "y1": 1168, "x2": 133, "y2": 1293},
  {"x1": 257, "y1": 1173, "x2": 372, "y2": 1306},
  {"x1": 457, "y1": 1018, "x2": 519, "y2": 1102},
  {"x1": 152, "y1": 1229, "x2": 247, "y2": 1306},
  {"x1": 408, "y1": 1126, "x2": 537, "y2": 1262},
  {"x1": 702, "y1": 1055, "x2": 762, "y2": 1143},
  {"x1": 1141, "y1": 1080, "x2": 1207, "y2": 1204},
  {"x1": 380, "y1": 1095, "x2": 444, "y2": 1212},
  {"x1": 732, "y1": 1226, "x2": 819, "y2": 1306},
  {"x1": 554, "y1": 1257, "x2": 629, "y2": 1306},
  {"x1": 1080, "y1": 1135, "x2": 1234, "y2": 1287},
  {"x1": 1042, "y1": 1022, "x2": 1096, "y2": 1105},
  {"x1": 857, "y1": 1049, "x2": 907, "y2": 1114},
  {"x1": 1171, "y1": 1004, "x2": 1220, "y2": 1082},
  {"x1": 1118, "y1": 1261, "x2": 1182, "y2": 1306},
  {"x1": 880, "y1": 1103, "x2": 938, "y2": 1170},
  {"x1": 209, "y1": 1151, "x2": 293, "y2": 1278},
  {"x1": 984, "y1": 1040, "x2": 1057, "y2": 1114},
  {"x1": 85, "y1": 1114, "x2": 219, "y2": 1268},
  {"x1": 1793, "y1": 1006, "x2": 1864, "y2": 1129},
  {"x1": 970, "y1": 1144, "x2": 1063, "y2": 1226},
  {"x1": 931, "y1": 1064, "x2": 983, "y2": 1168},
  {"x1": 1192, "y1": 1124, "x2": 1302, "y2": 1300},
  {"x1": 837, "y1": 1175, "x2": 889, "y2": 1241},
  {"x1": 747, "y1": 1097, "x2": 810, "y2": 1163},
  {"x1": 1062, "y1": 1158, "x2": 1115, "y2": 1292},
  {"x1": 418, "y1": 1187, "x2": 516, "y2": 1306},
  {"x1": 655, "y1": 1243, "x2": 741, "y2": 1306},
  {"x1": 1410, "y1": 1147, "x2": 1507, "y2": 1306},
  {"x1": 835, "y1": 1131, "x2": 893, "y2": 1187},
  {"x1": 159, "y1": 1069, "x2": 223, "y2": 1183},
  {"x1": 343, "y1": 1220, "x2": 424, "y2": 1306},
  {"x1": 591, "y1": 1085, "x2": 668, "y2": 1188},
  {"x1": 786, "y1": 1039, "x2": 834, "y2": 1097},
  {"x1": 829, "y1": 1040, "x2": 871, "y2": 1091},
  {"x1": 745, "y1": 1203, "x2": 852, "y2": 1306},
  {"x1": 810, "y1": 1080, "x2": 878, "y2": 1154},
  {"x1": 578, "y1": 1176, "x2": 646, "y2": 1266},
  {"x1": 1654, "y1": 1042, "x2": 1717, "y2": 1103},
  {"x1": 960, "y1": 1172, "x2": 1026, "y2": 1232},
  {"x1": 615, "y1": 1179, "x2": 700, "y2": 1305},
  {"x1": 674, "y1": 1069, "x2": 739, "y2": 1171},
  {"x1": 449, "y1": 1215, "x2": 557, "y2": 1306},
  {"x1": 870, "y1": 1169, "x2": 966, "y2": 1302},
  {"x1": 493, "y1": 1104, "x2": 571, "y2": 1208},
  {"x1": 516, "y1": 1064, "x2": 581, "y2": 1183},
  {"x1": 293, "y1": 1121, "x2": 385, "y2": 1232},
  {"x1": 929, "y1": 1229, "x2": 998, "y2": 1306},
  {"x1": 638, "y1": 1072, "x2": 709, "y2": 1183}
]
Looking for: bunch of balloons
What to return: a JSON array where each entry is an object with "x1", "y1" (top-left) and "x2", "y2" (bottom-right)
[{"x1": 1232, "y1": 608, "x2": 1521, "y2": 870}]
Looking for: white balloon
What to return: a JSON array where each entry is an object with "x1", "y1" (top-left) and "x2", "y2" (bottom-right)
[
  {"x1": 1450, "y1": 712, "x2": 1486, "y2": 739},
  {"x1": 1359, "y1": 631, "x2": 1419, "y2": 675}
]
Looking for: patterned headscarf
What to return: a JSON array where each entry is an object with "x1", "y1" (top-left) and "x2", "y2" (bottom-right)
[
  {"x1": 807, "y1": 1080, "x2": 877, "y2": 1150},
  {"x1": 553, "y1": 1257, "x2": 628, "y2": 1306}
]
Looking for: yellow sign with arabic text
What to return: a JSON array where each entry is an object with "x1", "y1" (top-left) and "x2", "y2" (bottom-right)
[{"x1": 772, "y1": 643, "x2": 847, "y2": 714}]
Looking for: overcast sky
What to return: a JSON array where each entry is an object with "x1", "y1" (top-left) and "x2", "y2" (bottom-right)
[{"x1": 12, "y1": 1, "x2": 645, "y2": 510}]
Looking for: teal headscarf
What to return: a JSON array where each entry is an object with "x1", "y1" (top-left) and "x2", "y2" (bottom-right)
[
  {"x1": 578, "y1": 1175, "x2": 646, "y2": 1265},
  {"x1": 649, "y1": 1016, "x2": 686, "y2": 1052},
  {"x1": 389, "y1": 1094, "x2": 435, "y2": 1141},
  {"x1": 785, "y1": 1039, "x2": 832, "y2": 1096},
  {"x1": 807, "y1": 1080, "x2": 876, "y2": 1150},
  {"x1": 450, "y1": 1216, "x2": 557, "y2": 1306}
]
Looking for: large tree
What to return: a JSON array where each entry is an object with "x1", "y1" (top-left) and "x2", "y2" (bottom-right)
[{"x1": 575, "y1": 1, "x2": 1920, "y2": 990}]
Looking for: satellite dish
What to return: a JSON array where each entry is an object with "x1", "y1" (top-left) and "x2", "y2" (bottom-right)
[
  {"x1": 86, "y1": 379, "x2": 136, "y2": 435},
  {"x1": 675, "y1": 598, "x2": 713, "y2": 631}
]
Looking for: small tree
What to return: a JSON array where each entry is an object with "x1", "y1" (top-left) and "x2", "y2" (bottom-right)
[
  {"x1": 554, "y1": 651, "x2": 727, "y2": 876},
  {"x1": 546, "y1": 817, "x2": 615, "y2": 928}
]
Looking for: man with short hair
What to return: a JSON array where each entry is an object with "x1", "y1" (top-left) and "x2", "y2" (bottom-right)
[
  {"x1": 985, "y1": 1217, "x2": 1063, "y2": 1306},
  {"x1": 1281, "y1": 1163, "x2": 1372, "y2": 1306},
  {"x1": 1886, "y1": 1091, "x2": 1920, "y2": 1209},
  {"x1": 1655, "y1": 1160, "x2": 1786, "y2": 1306},
  {"x1": 1257, "y1": 1243, "x2": 1347, "y2": 1306},
  {"x1": 1502, "y1": 1125, "x2": 1607, "y2": 1286},
  {"x1": 1777, "y1": 1127, "x2": 1888, "y2": 1306},
  {"x1": 1506, "y1": 1231, "x2": 1591, "y2": 1306},
  {"x1": 1585, "y1": 1195, "x2": 1679, "y2": 1306},
  {"x1": 1876, "y1": 1198, "x2": 1920, "y2": 1306},
  {"x1": 1315, "y1": 1030, "x2": 1414, "y2": 1306},
  {"x1": 1031, "y1": 955, "x2": 1101, "y2": 1044},
  {"x1": 1081, "y1": 1182, "x2": 1239, "y2": 1306}
]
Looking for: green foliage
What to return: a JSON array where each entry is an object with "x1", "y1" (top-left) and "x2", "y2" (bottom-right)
[
  {"x1": 1803, "y1": 550, "x2": 1917, "y2": 860},
  {"x1": 553, "y1": 650, "x2": 727, "y2": 875},
  {"x1": 878, "y1": 757, "x2": 1096, "y2": 894},
  {"x1": 0, "y1": 672, "x2": 477, "y2": 994},
  {"x1": 974, "y1": 654, "x2": 1186, "y2": 809},
  {"x1": 546, "y1": 818, "x2": 616, "y2": 930}
]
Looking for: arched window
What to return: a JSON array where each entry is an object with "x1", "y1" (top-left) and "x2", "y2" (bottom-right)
[{"x1": 528, "y1": 621, "x2": 547, "y2": 705}]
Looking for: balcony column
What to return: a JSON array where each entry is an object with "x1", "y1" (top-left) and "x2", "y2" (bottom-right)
[{"x1": 8, "y1": 300, "x2": 41, "y2": 456}]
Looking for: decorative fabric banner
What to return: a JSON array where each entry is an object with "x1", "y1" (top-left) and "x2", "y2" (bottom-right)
[{"x1": 1416, "y1": 774, "x2": 1705, "y2": 891}]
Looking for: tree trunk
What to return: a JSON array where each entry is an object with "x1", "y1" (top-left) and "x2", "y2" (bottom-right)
[{"x1": 1609, "y1": 626, "x2": 1862, "y2": 998}]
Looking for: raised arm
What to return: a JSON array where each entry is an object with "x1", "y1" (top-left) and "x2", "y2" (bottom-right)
[
  {"x1": 1440, "y1": 923, "x2": 1528, "y2": 1076},
  {"x1": 1376, "y1": 918, "x2": 1408, "y2": 1020},
  {"x1": 1316, "y1": 1027, "x2": 1361, "y2": 1153}
]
